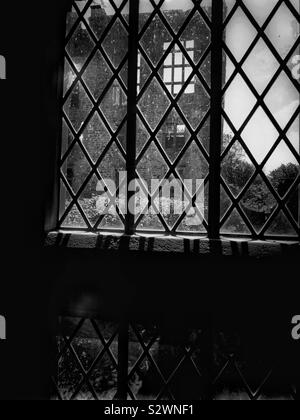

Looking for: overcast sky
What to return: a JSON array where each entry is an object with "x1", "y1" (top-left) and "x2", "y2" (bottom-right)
[
  {"x1": 88, "y1": 0, "x2": 299, "y2": 171},
  {"x1": 224, "y1": 0, "x2": 299, "y2": 172}
]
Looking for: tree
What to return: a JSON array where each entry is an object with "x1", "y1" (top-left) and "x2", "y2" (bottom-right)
[
  {"x1": 222, "y1": 139, "x2": 255, "y2": 196},
  {"x1": 269, "y1": 163, "x2": 299, "y2": 198},
  {"x1": 242, "y1": 177, "x2": 276, "y2": 214},
  {"x1": 269, "y1": 163, "x2": 299, "y2": 227},
  {"x1": 222, "y1": 140, "x2": 299, "y2": 233}
]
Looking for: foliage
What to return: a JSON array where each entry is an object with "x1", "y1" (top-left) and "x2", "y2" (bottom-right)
[
  {"x1": 269, "y1": 163, "x2": 299, "y2": 197},
  {"x1": 222, "y1": 136, "x2": 299, "y2": 234},
  {"x1": 222, "y1": 141, "x2": 254, "y2": 197},
  {"x1": 243, "y1": 178, "x2": 276, "y2": 213},
  {"x1": 65, "y1": 133, "x2": 298, "y2": 234}
]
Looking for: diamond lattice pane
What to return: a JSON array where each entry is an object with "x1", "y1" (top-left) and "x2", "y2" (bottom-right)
[
  {"x1": 265, "y1": 211, "x2": 298, "y2": 237},
  {"x1": 221, "y1": 0, "x2": 299, "y2": 238},
  {"x1": 221, "y1": 209, "x2": 251, "y2": 235},
  {"x1": 223, "y1": 75, "x2": 257, "y2": 130},
  {"x1": 140, "y1": 16, "x2": 172, "y2": 67},
  {"x1": 176, "y1": 182, "x2": 208, "y2": 234},
  {"x1": 100, "y1": 81, "x2": 128, "y2": 132},
  {"x1": 102, "y1": 19, "x2": 128, "y2": 69},
  {"x1": 82, "y1": 112, "x2": 111, "y2": 163},
  {"x1": 60, "y1": 0, "x2": 128, "y2": 231},
  {"x1": 63, "y1": 82, "x2": 93, "y2": 133},
  {"x1": 137, "y1": 143, "x2": 169, "y2": 185},
  {"x1": 224, "y1": 7, "x2": 257, "y2": 63},
  {"x1": 157, "y1": 109, "x2": 190, "y2": 163},
  {"x1": 177, "y1": 76, "x2": 210, "y2": 130},
  {"x1": 62, "y1": 143, "x2": 91, "y2": 194},
  {"x1": 263, "y1": 142, "x2": 299, "y2": 197},
  {"x1": 161, "y1": 0, "x2": 194, "y2": 34},
  {"x1": 221, "y1": 141, "x2": 255, "y2": 198},
  {"x1": 82, "y1": 51, "x2": 113, "y2": 100},
  {"x1": 180, "y1": 10, "x2": 211, "y2": 64},
  {"x1": 66, "y1": 21, "x2": 95, "y2": 71},
  {"x1": 138, "y1": 78, "x2": 171, "y2": 132},
  {"x1": 136, "y1": 0, "x2": 211, "y2": 234},
  {"x1": 265, "y1": 1, "x2": 298, "y2": 59},
  {"x1": 55, "y1": 317, "x2": 119, "y2": 400},
  {"x1": 242, "y1": 40, "x2": 280, "y2": 95},
  {"x1": 242, "y1": 0, "x2": 278, "y2": 26},
  {"x1": 241, "y1": 175, "x2": 277, "y2": 234},
  {"x1": 264, "y1": 72, "x2": 299, "y2": 129},
  {"x1": 87, "y1": 0, "x2": 114, "y2": 41}
]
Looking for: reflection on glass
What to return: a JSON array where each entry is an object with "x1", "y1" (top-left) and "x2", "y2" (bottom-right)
[{"x1": 54, "y1": 318, "x2": 119, "y2": 401}]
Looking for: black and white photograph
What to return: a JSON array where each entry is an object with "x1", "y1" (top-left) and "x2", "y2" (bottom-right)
[{"x1": 0, "y1": 0, "x2": 299, "y2": 404}]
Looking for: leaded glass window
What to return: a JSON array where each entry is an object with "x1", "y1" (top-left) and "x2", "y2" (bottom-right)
[{"x1": 59, "y1": 0, "x2": 299, "y2": 240}]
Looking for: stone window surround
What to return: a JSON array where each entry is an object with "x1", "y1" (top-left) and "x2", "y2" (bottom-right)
[{"x1": 45, "y1": 231, "x2": 299, "y2": 258}]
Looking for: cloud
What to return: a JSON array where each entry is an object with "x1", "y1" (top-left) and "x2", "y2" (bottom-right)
[
  {"x1": 224, "y1": 0, "x2": 299, "y2": 170},
  {"x1": 274, "y1": 100, "x2": 299, "y2": 132}
]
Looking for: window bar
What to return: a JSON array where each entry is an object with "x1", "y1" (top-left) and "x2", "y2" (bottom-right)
[
  {"x1": 125, "y1": 0, "x2": 140, "y2": 235},
  {"x1": 201, "y1": 313, "x2": 214, "y2": 401},
  {"x1": 208, "y1": 0, "x2": 224, "y2": 239}
]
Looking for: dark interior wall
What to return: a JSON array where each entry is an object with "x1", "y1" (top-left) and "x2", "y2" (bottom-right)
[
  {"x1": 0, "y1": 0, "x2": 299, "y2": 400},
  {"x1": 0, "y1": 0, "x2": 71, "y2": 400},
  {"x1": 48, "y1": 245, "x2": 300, "y2": 385}
]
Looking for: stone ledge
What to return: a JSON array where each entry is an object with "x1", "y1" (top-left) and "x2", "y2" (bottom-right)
[{"x1": 45, "y1": 231, "x2": 300, "y2": 258}]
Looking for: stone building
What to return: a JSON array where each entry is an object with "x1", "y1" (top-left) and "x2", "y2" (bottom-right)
[{"x1": 63, "y1": 3, "x2": 211, "y2": 198}]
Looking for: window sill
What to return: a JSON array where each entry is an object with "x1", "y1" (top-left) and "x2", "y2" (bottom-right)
[{"x1": 45, "y1": 231, "x2": 299, "y2": 259}]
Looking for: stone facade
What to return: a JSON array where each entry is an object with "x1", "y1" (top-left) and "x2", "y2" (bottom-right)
[{"x1": 63, "y1": 4, "x2": 211, "y2": 198}]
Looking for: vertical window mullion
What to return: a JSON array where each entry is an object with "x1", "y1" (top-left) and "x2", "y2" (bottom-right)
[
  {"x1": 125, "y1": 0, "x2": 139, "y2": 235},
  {"x1": 208, "y1": 0, "x2": 224, "y2": 239}
]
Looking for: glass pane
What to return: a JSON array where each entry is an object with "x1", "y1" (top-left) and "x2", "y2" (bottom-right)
[
  {"x1": 222, "y1": 0, "x2": 300, "y2": 238},
  {"x1": 184, "y1": 67, "x2": 192, "y2": 81},
  {"x1": 137, "y1": 0, "x2": 211, "y2": 233},
  {"x1": 128, "y1": 323, "x2": 208, "y2": 401},
  {"x1": 164, "y1": 68, "x2": 172, "y2": 83},
  {"x1": 174, "y1": 67, "x2": 182, "y2": 82},
  {"x1": 60, "y1": 0, "x2": 128, "y2": 231},
  {"x1": 138, "y1": 78, "x2": 171, "y2": 131},
  {"x1": 66, "y1": 21, "x2": 95, "y2": 71},
  {"x1": 175, "y1": 52, "x2": 183, "y2": 65},
  {"x1": 55, "y1": 318, "x2": 118, "y2": 400}
]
